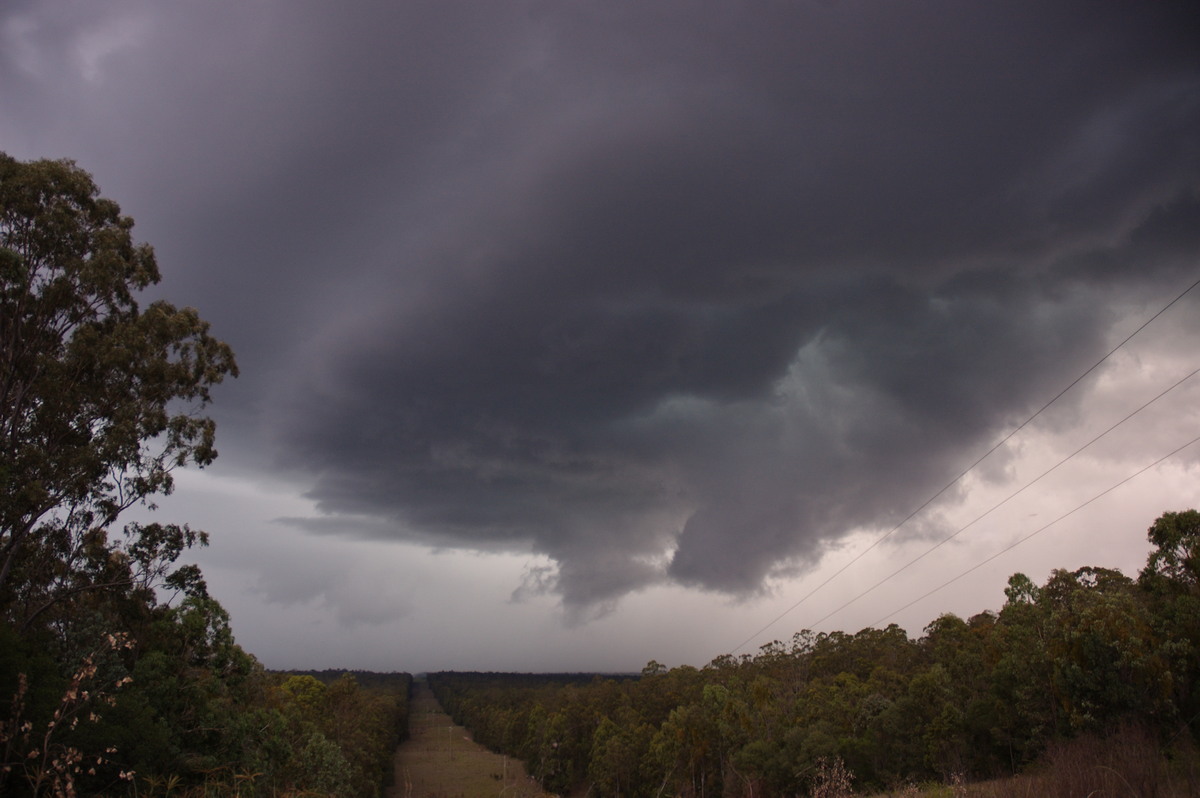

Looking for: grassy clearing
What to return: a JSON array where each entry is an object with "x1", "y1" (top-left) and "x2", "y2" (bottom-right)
[{"x1": 388, "y1": 681, "x2": 553, "y2": 798}]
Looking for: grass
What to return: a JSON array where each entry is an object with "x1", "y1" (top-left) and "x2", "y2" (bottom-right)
[
  {"x1": 869, "y1": 723, "x2": 1200, "y2": 798},
  {"x1": 387, "y1": 681, "x2": 553, "y2": 798},
  {"x1": 390, "y1": 688, "x2": 1200, "y2": 798}
]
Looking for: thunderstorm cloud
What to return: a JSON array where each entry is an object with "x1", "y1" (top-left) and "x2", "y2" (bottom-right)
[{"x1": 3, "y1": 1, "x2": 1198, "y2": 618}]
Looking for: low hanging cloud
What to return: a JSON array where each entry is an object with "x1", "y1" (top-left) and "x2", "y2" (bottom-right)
[
  {"x1": 5, "y1": 1, "x2": 1196, "y2": 615},
  {"x1": 250, "y1": 3, "x2": 1200, "y2": 613}
]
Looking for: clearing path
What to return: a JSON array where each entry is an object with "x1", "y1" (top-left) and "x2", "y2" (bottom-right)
[{"x1": 388, "y1": 680, "x2": 551, "y2": 798}]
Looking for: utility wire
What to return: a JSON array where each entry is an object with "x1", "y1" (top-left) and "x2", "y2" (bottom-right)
[
  {"x1": 730, "y1": 272, "x2": 1200, "y2": 654},
  {"x1": 870, "y1": 431, "x2": 1200, "y2": 627},
  {"x1": 804, "y1": 365, "x2": 1198, "y2": 631}
]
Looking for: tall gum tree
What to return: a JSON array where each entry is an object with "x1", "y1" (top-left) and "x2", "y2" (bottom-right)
[{"x1": 0, "y1": 152, "x2": 237, "y2": 627}]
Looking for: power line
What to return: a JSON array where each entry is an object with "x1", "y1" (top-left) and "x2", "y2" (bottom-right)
[
  {"x1": 729, "y1": 272, "x2": 1200, "y2": 654},
  {"x1": 801, "y1": 363, "x2": 1199, "y2": 632},
  {"x1": 870, "y1": 431, "x2": 1200, "y2": 627}
]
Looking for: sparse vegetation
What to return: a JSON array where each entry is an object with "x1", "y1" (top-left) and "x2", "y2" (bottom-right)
[{"x1": 390, "y1": 679, "x2": 547, "y2": 798}]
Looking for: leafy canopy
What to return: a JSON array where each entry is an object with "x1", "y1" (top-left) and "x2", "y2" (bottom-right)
[{"x1": 0, "y1": 152, "x2": 237, "y2": 619}]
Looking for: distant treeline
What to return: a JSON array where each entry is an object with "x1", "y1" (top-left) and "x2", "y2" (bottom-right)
[
  {"x1": 430, "y1": 671, "x2": 639, "y2": 688},
  {"x1": 280, "y1": 668, "x2": 416, "y2": 693},
  {"x1": 429, "y1": 509, "x2": 1200, "y2": 797}
]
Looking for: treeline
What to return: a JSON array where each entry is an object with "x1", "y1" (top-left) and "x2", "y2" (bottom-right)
[
  {"x1": 0, "y1": 582, "x2": 413, "y2": 797},
  {"x1": 430, "y1": 509, "x2": 1200, "y2": 796},
  {"x1": 0, "y1": 153, "x2": 412, "y2": 796},
  {"x1": 285, "y1": 668, "x2": 417, "y2": 693}
]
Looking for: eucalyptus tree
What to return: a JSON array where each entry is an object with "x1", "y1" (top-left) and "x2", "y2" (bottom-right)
[{"x1": 0, "y1": 152, "x2": 237, "y2": 628}]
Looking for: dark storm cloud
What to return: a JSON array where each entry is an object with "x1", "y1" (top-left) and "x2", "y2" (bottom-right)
[
  {"x1": 4, "y1": 1, "x2": 1198, "y2": 611},
  {"x1": 264, "y1": 1, "x2": 1200, "y2": 608}
]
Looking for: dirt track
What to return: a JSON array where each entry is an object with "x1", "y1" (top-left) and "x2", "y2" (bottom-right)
[{"x1": 387, "y1": 681, "x2": 551, "y2": 798}]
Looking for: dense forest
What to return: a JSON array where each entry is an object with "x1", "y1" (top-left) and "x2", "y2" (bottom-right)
[
  {"x1": 0, "y1": 153, "x2": 412, "y2": 796},
  {"x1": 430, "y1": 510, "x2": 1200, "y2": 796},
  {"x1": 1, "y1": 612, "x2": 411, "y2": 797}
]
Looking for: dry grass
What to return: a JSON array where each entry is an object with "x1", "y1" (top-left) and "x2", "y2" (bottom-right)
[
  {"x1": 871, "y1": 723, "x2": 1200, "y2": 798},
  {"x1": 388, "y1": 681, "x2": 553, "y2": 798}
]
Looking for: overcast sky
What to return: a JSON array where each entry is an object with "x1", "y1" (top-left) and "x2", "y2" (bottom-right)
[{"x1": 3, "y1": 1, "x2": 1199, "y2": 673}]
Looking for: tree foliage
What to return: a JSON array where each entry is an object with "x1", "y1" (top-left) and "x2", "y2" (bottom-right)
[
  {"x1": 0, "y1": 152, "x2": 237, "y2": 626},
  {"x1": 431, "y1": 510, "x2": 1200, "y2": 797},
  {"x1": 0, "y1": 153, "x2": 411, "y2": 796}
]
